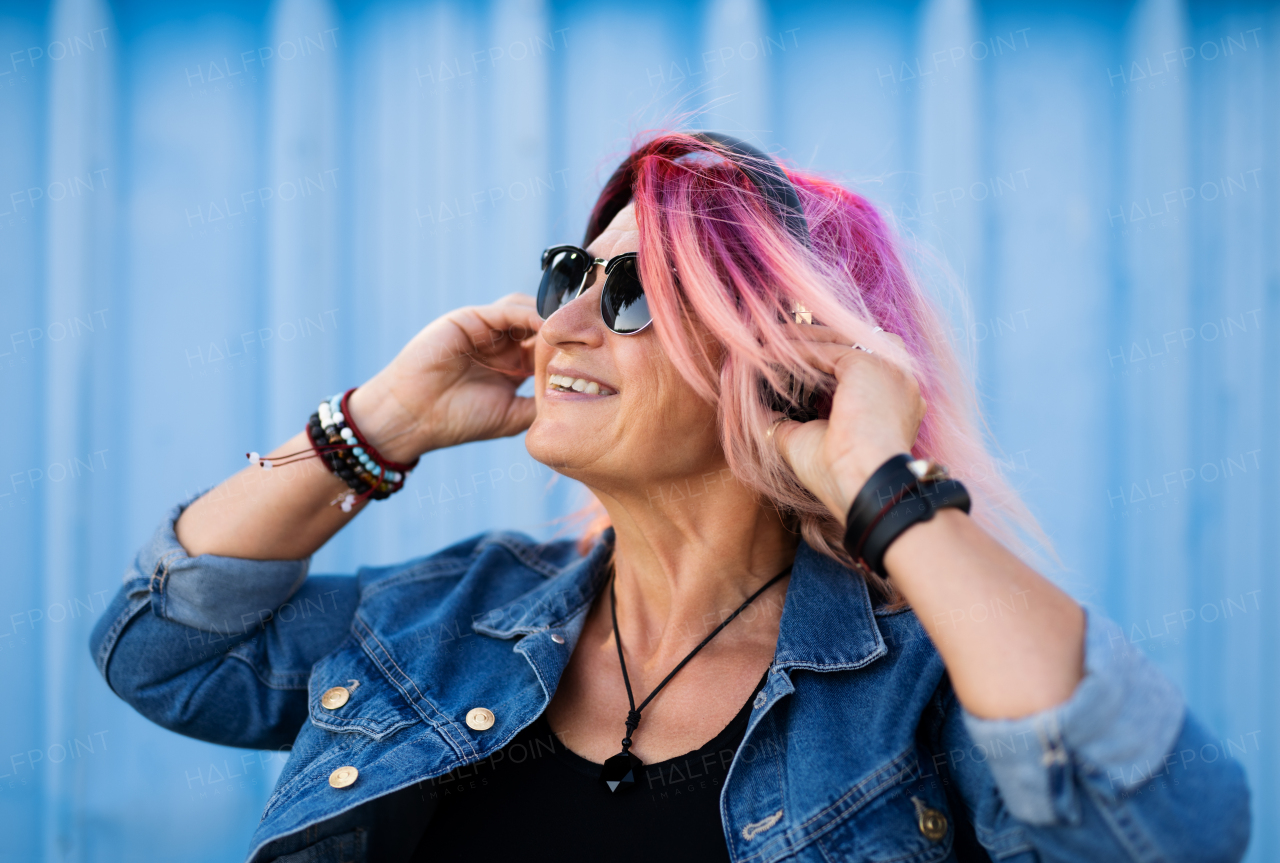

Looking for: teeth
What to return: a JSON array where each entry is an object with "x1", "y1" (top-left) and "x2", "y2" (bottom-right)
[{"x1": 548, "y1": 374, "x2": 614, "y2": 395}]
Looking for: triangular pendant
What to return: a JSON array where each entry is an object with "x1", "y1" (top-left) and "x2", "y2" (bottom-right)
[{"x1": 600, "y1": 750, "x2": 644, "y2": 794}]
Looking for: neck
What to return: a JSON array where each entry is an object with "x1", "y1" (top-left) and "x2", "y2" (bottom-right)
[{"x1": 588, "y1": 462, "x2": 798, "y2": 661}]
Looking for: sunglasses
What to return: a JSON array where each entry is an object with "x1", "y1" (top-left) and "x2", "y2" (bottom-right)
[{"x1": 536, "y1": 245, "x2": 652, "y2": 335}]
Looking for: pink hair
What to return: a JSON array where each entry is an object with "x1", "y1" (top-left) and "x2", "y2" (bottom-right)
[{"x1": 574, "y1": 131, "x2": 1050, "y2": 600}]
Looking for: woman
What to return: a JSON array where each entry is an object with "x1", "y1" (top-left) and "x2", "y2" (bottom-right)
[{"x1": 91, "y1": 132, "x2": 1248, "y2": 862}]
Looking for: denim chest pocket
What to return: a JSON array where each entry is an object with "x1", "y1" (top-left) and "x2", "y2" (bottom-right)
[
  {"x1": 815, "y1": 780, "x2": 954, "y2": 863},
  {"x1": 308, "y1": 641, "x2": 421, "y2": 740}
]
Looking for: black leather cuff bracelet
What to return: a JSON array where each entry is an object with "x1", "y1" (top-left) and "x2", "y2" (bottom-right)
[
  {"x1": 842, "y1": 454, "x2": 971, "y2": 578},
  {"x1": 857, "y1": 478, "x2": 971, "y2": 578},
  {"x1": 842, "y1": 454, "x2": 921, "y2": 556}
]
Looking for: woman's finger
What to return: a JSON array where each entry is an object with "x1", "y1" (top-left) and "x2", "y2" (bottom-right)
[
  {"x1": 782, "y1": 322, "x2": 898, "y2": 345},
  {"x1": 767, "y1": 416, "x2": 800, "y2": 456},
  {"x1": 778, "y1": 339, "x2": 874, "y2": 377},
  {"x1": 497, "y1": 395, "x2": 538, "y2": 437},
  {"x1": 452, "y1": 304, "x2": 543, "y2": 357},
  {"x1": 497, "y1": 292, "x2": 537, "y2": 308},
  {"x1": 475, "y1": 300, "x2": 543, "y2": 336},
  {"x1": 781, "y1": 323, "x2": 848, "y2": 343},
  {"x1": 765, "y1": 412, "x2": 797, "y2": 469},
  {"x1": 781, "y1": 322, "x2": 908, "y2": 366}
]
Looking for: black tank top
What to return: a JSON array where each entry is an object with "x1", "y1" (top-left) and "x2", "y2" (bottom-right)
[{"x1": 413, "y1": 670, "x2": 769, "y2": 862}]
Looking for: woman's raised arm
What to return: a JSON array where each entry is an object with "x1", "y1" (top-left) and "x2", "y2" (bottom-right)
[
  {"x1": 772, "y1": 326, "x2": 1084, "y2": 720},
  {"x1": 176, "y1": 294, "x2": 542, "y2": 560},
  {"x1": 773, "y1": 327, "x2": 1252, "y2": 859}
]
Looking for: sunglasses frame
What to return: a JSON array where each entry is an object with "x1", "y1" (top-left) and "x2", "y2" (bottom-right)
[{"x1": 538, "y1": 244, "x2": 651, "y2": 336}]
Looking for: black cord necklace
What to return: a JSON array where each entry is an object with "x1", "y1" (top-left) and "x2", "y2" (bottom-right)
[{"x1": 599, "y1": 564, "x2": 792, "y2": 793}]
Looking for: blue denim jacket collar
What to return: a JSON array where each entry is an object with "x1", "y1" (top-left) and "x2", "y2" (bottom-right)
[
  {"x1": 770, "y1": 540, "x2": 887, "y2": 673},
  {"x1": 471, "y1": 530, "x2": 615, "y2": 639},
  {"x1": 472, "y1": 529, "x2": 887, "y2": 675}
]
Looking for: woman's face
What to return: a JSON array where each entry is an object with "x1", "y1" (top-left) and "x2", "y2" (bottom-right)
[{"x1": 525, "y1": 204, "x2": 724, "y2": 496}]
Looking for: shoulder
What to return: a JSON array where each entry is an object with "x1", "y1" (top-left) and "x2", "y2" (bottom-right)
[
  {"x1": 352, "y1": 530, "x2": 588, "y2": 597},
  {"x1": 347, "y1": 528, "x2": 607, "y2": 643}
]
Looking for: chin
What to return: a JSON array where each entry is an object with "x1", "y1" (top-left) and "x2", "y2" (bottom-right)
[
  {"x1": 523, "y1": 416, "x2": 554, "y2": 466},
  {"x1": 525, "y1": 412, "x2": 596, "y2": 475}
]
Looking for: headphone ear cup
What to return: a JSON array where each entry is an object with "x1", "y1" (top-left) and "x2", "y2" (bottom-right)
[{"x1": 762, "y1": 374, "x2": 829, "y2": 423}]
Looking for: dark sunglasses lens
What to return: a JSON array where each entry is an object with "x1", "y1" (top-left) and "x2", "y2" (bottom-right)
[
  {"x1": 537, "y1": 249, "x2": 588, "y2": 319},
  {"x1": 601, "y1": 258, "x2": 650, "y2": 334}
]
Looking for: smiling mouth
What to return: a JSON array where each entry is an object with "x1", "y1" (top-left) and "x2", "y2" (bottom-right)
[{"x1": 547, "y1": 374, "x2": 616, "y2": 395}]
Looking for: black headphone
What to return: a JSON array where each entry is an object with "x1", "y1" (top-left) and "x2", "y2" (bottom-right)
[
  {"x1": 689, "y1": 132, "x2": 811, "y2": 250},
  {"x1": 587, "y1": 131, "x2": 810, "y2": 251}
]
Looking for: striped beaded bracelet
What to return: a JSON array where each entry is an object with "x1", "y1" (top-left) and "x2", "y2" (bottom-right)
[
  {"x1": 307, "y1": 389, "x2": 418, "y2": 507},
  {"x1": 249, "y1": 388, "x2": 418, "y2": 512}
]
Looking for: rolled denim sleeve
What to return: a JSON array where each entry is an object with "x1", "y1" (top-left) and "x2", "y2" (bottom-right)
[
  {"x1": 960, "y1": 606, "x2": 1184, "y2": 826},
  {"x1": 91, "y1": 498, "x2": 357, "y2": 750},
  {"x1": 139, "y1": 500, "x2": 310, "y2": 636}
]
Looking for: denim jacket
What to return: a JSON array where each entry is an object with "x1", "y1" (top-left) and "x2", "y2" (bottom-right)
[{"x1": 90, "y1": 502, "x2": 1249, "y2": 863}]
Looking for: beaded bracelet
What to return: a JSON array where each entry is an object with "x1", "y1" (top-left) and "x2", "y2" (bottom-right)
[
  {"x1": 249, "y1": 388, "x2": 418, "y2": 512},
  {"x1": 307, "y1": 389, "x2": 418, "y2": 506}
]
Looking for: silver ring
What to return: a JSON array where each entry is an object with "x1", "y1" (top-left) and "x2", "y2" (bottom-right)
[
  {"x1": 872, "y1": 326, "x2": 883, "y2": 333},
  {"x1": 852, "y1": 343, "x2": 874, "y2": 354}
]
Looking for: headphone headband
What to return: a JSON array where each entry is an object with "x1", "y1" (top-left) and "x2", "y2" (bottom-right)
[
  {"x1": 585, "y1": 132, "x2": 810, "y2": 250},
  {"x1": 689, "y1": 132, "x2": 811, "y2": 249}
]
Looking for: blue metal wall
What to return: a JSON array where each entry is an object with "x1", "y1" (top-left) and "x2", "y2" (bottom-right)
[{"x1": 1, "y1": 0, "x2": 1275, "y2": 859}]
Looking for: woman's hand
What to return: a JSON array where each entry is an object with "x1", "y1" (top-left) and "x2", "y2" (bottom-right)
[
  {"x1": 347, "y1": 294, "x2": 543, "y2": 463},
  {"x1": 177, "y1": 294, "x2": 542, "y2": 560},
  {"x1": 770, "y1": 326, "x2": 926, "y2": 525}
]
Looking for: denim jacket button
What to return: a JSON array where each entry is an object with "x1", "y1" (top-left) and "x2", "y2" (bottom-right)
[
  {"x1": 911, "y1": 796, "x2": 947, "y2": 842},
  {"x1": 328, "y1": 766, "x2": 358, "y2": 789},
  {"x1": 466, "y1": 707, "x2": 495, "y2": 730},
  {"x1": 321, "y1": 687, "x2": 351, "y2": 710},
  {"x1": 550, "y1": 633, "x2": 565, "y2": 644}
]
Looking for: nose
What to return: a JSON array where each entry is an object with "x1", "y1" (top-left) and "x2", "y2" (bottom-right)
[{"x1": 540, "y1": 275, "x2": 606, "y2": 349}]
